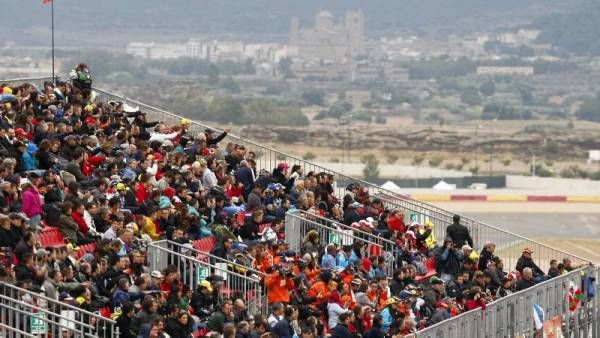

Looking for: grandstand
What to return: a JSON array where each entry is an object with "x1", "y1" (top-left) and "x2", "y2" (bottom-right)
[{"x1": 0, "y1": 74, "x2": 598, "y2": 338}]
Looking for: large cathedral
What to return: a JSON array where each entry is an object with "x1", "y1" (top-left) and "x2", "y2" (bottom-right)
[{"x1": 290, "y1": 10, "x2": 365, "y2": 61}]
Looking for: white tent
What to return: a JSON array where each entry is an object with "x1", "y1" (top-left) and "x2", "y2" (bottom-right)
[
  {"x1": 380, "y1": 180, "x2": 401, "y2": 191},
  {"x1": 432, "y1": 180, "x2": 456, "y2": 190}
]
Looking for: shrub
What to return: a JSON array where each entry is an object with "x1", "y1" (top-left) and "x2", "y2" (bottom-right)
[
  {"x1": 303, "y1": 152, "x2": 316, "y2": 160},
  {"x1": 412, "y1": 155, "x2": 425, "y2": 166},
  {"x1": 429, "y1": 156, "x2": 444, "y2": 167},
  {"x1": 386, "y1": 153, "x2": 400, "y2": 164}
]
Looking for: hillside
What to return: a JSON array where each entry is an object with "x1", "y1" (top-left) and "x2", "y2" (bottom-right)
[
  {"x1": 3, "y1": 0, "x2": 581, "y2": 46},
  {"x1": 533, "y1": 2, "x2": 600, "y2": 55}
]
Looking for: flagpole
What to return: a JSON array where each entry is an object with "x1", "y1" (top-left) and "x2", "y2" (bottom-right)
[{"x1": 51, "y1": 0, "x2": 55, "y2": 83}]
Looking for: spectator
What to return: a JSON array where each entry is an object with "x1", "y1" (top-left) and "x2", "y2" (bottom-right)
[
  {"x1": 434, "y1": 239, "x2": 464, "y2": 283},
  {"x1": 445, "y1": 215, "x2": 473, "y2": 248},
  {"x1": 330, "y1": 311, "x2": 353, "y2": 338},
  {"x1": 478, "y1": 242, "x2": 496, "y2": 271},
  {"x1": 327, "y1": 291, "x2": 347, "y2": 329},
  {"x1": 515, "y1": 248, "x2": 545, "y2": 281},
  {"x1": 548, "y1": 259, "x2": 560, "y2": 278},
  {"x1": 516, "y1": 267, "x2": 536, "y2": 291},
  {"x1": 207, "y1": 299, "x2": 234, "y2": 333},
  {"x1": 265, "y1": 266, "x2": 294, "y2": 304}
]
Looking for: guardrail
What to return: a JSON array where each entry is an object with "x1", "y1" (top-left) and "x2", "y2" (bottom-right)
[
  {"x1": 415, "y1": 265, "x2": 598, "y2": 338},
  {"x1": 147, "y1": 240, "x2": 267, "y2": 316},
  {"x1": 285, "y1": 210, "x2": 399, "y2": 275},
  {"x1": 375, "y1": 192, "x2": 591, "y2": 272},
  {"x1": 0, "y1": 282, "x2": 118, "y2": 338}
]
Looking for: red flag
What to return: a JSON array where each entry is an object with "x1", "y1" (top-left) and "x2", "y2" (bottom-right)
[{"x1": 42, "y1": 0, "x2": 52, "y2": 3}]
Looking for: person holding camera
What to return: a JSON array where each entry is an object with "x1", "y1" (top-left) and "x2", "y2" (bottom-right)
[
  {"x1": 265, "y1": 265, "x2": 295, "y2": 304},
  {"x1": 434, "y1": 239, "x2": 464, "y2": 283}
]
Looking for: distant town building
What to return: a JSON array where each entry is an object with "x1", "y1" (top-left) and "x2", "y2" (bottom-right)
[
  {"x1": 290, "y1": 10, "x2": 365, "y2": 61},
  {"x1": 476, "y1": 66, "x2": 534, "y2": 76},
  {"x1": 291, "y1": 61, "x2": 350, "y2": 81},
  {"x1": 126, "y1": 39, "x2": 295, "y2": 64},
  {"x1": 498, "y1": 29, "x2": 541, "y2": 46}
]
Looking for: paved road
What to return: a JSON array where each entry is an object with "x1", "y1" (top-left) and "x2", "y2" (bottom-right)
[{"x1": 463, "y1": 212, "x2": 600, "y2": 239}]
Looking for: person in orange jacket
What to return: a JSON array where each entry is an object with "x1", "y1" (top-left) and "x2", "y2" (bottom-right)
[
  {"x1": 307, "y1": 270, "x2": 333, "y2": 307},
  {"x1": 265, "y1": 266, "x2": 295, "y2": 304}
]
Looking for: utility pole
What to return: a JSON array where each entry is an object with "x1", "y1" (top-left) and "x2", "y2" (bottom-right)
[{"x1": 51, "y1": 0, "x2": 55, "y2": 83}]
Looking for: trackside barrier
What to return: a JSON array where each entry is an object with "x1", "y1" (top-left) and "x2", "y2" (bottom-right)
[
  {"x1": 285, "y1": 210, "x2": 399, "y2": 275},
  {"x1": 147, "y1": 240, "x2": 267, "y2": 316},
  {"x1": 415, "y1": 265, "x2": 598, "y2": 338},
  {"x1": 375, "y1": 193, "x2": 591, "y2": 272},
  {"x1": 0, "y1": 282, "x2": 118, "y2": 338}
]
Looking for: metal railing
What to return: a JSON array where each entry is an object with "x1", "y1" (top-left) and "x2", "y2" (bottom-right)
[
  {"x1": 285, "y1": 210, "x2": 399, "y2": 275},
  {"x1": 0, "y1": 282, "x2": 118, "y2": 338},
  {"x1": 147, "y1": 240, "x2": 267, "y2": 316},
  {"x1": 415, "y1": 265, "x2": 598, "y2": 338}
]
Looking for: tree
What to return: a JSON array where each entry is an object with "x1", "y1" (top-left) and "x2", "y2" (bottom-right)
[
  {"x1": 208, "y1": 64, "x2": 220, "y2": 83},
  {"x1": 575, "y1": 98, "x2": 600, "y2": 122},
  {"x1": 278, "y1": 57, "x2": 295, "y2": 79},
  {"x1": 208, "y1": 95, "x2": 244, "y2": 123},
  {"x1": 362, "y1": 154, "x2": 380, "y2": 181},
  {"x1": 243, "y1": 58, "x2": 256, "y2": 75},
  {"x1": 479, "y1": 80, "x2": 496, "y2": 97},
  {"x1": 301, "y1": 90, "x2": 325, "y2": 106},
  {"x1": 461, "y1": 86, "x2": 482, "y2": 106},
  {"x1": 519, "y1": 86, "x2": 534, "y2": 105},
  {"x1": 220, "y1": 76, "x2": 241, "y2": 93}
]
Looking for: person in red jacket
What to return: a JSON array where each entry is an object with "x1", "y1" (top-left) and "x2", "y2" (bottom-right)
[
  {"x1": 82, "y1": 152, "x2": 105, "y2": 177},
  {"x1": 265, "y1": 266, "x2": 294, "y2": 304},
  {"x1": 387, "y1": 210, "x2": 405, "y2": 233},
  {"x1": 464, "y1": 286, "x2": 488, "y2": 311},
  {"x1": 135, "y1": 173, "x2": 152, "y2": 204},
  {"x1": 70, "y1": 199, "x2": 89, "y2": 235}
]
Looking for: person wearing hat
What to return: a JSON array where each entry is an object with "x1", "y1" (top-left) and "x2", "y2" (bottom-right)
[
  {"x1": 116, "y1": 182, "x2": 139, "y2": 212},
  {"x1": 204, "y1": 127, "x2": 230, "y2": 147},
  {"x1": 380, "y1": 296, "x2": 402, "y2": 332},
  {"x1": 516, "y1": 248, "x2": 545, "y2": 281},
  {"x1": 423, "y1": 276, "x2": 446, "y2": 313},
  {"x1": 190, "y1": 279, "x2": 216, "y2": 321},
  {"x1": 496, "y1": 276, "x2": 515, "y2": 298},
  {"x1": 416, "y1": 220, "x2": 437, "y2": 251}
]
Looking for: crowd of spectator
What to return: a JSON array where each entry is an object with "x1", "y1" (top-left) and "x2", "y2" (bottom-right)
[{"x1": 0, "y1": 67, "x2": 582, "y2": 338}]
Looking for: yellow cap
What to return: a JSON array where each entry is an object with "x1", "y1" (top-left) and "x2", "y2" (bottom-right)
[
  {"x1": 66, "y1": 243, "x2": 80, "y2": 251},
  {"x1": 199, "y1": 280, "x2": 213, "y2": 292},
  {"x1": 424, "y1": 220, "x2": 434, "y2": 227},
  {"x1": 180, "y1": 118, "x2": 191, "y2": 126},
  {"x1": 84, "y1": 104, "x2": 94, "y2": 113},
  {"x1": 116, "y1": 183, "x2": 126, "y2": 191}
]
